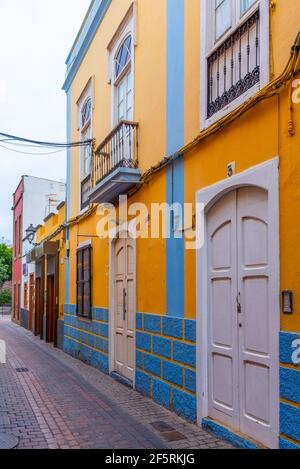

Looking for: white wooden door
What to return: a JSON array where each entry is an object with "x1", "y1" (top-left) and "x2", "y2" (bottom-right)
[
  {"x1": 208, "y1": 191, "x2": 240, "y2": 429},
  {"x1": 207, "y1": 187, "x2": 278, "y2": 448},
  {"x1": 114, "y1": 236, "x2": 135, "y2": 382}
]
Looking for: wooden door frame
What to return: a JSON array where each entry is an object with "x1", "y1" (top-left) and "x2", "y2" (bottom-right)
[
  {"x1": 45, "y1": 251, "x2": 59, "y2": 346},
  {"x1": 109, "y1": 227, "x2": 137, "y2": 386},
  {"x1": 196, "y1": 157, "x2": 280, "y2": 447},
  {"x1": 29, "y1": 273, "x2": 35, "y2": 331},
  {"x1": 34, "y1": 277, "x2": 41, "y2": 336},
  {"x1": 54, "y1": 251, "x2": 59, "y2": 348},
  {"x1": 35, "y1": 257, "x2": 45, "y2": 339},
  {"x1": 46, "y1": 274, "x2": 55, "y2": 343}
]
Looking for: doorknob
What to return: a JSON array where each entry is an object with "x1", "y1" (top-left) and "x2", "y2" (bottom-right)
[
  {"x1": 123, "y1": 288, "x2": 127, "y2": 321},
  {"x1": 236, "y1": 293, "x2": 242, "y2": 314}
]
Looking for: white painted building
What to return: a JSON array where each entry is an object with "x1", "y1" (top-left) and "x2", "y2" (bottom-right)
[{"x1": 20, "y1": 176, "x2": 65, "y2": 330}]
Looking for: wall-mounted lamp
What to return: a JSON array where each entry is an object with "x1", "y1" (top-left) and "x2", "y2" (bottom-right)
[
  {"x1": 25, "y1": 224, "x2": 37, "y2": 245},
  {"x1": 282, "y1": 290, "x2": 293, "y2": 315}
]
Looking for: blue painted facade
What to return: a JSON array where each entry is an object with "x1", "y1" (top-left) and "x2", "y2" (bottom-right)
[
  {"x1": 135, "y1": 312, "x2": 196, "y2": 422},
  {"x1": 166, "y1": 0, "x2": 185, "y2": 319},
  {"x1": 279, "y1": 437, "x2": 300, "y2": 450},
  {"x1": 64, "y1": 305, "x2": 109, "y2": 374},
  {"x1": 279, "y1": 331, "x2": 300, "y2": 448},
  {"x1": 202, "y1": 419, "x2": 259, "y2": 449}
]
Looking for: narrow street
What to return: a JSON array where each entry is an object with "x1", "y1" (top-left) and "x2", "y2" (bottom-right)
[{"x1": 0, "y1": 317, "x2": 233, "y2": 450}]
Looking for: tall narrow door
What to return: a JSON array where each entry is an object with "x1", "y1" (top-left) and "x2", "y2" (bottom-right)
[
  {"x1": 47, "y1": 275, "x2": 55, "y2": 343},
  {"x1": 114, "y1": 236, "x2": 135, "y2": 382},
  {"x1": 35, "y1": 277, "x2": 41, "y2": 336},
  {"x1": 17, "y1": 284, "x2": 20, "y2": 321},
  {"x1": 207, "y1": 187, "x2": 278, "y2": 448},
  {"x1": 29, "y1": 274, "x2": 35, "y2": 331}
]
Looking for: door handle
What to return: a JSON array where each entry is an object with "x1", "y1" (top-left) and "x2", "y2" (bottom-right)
[
  {"x1": 236, "y1": 293, "x2": 242, "y2": 314},
  {"x1": 123, "y1": 288, "x2": 127, "y2": 321}
]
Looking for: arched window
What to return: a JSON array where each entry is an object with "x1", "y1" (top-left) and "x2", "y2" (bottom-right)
[
  {"x1": 115, "y1": 35, "x2": 132, "y2": 80},
  {"x1": 81, "y1": 97, "x2": 92, "y2": 129}
]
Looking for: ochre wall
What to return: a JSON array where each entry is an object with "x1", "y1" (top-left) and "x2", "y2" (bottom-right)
[
  {"x1": 67, "y1": 0, "x2": 300, "y2": 333},
  {"x1": 36, "y1": 205, "x2": 66, "y2": 319},
  {"x1": 69, "y1": 0, "x2": 167, "y2": 217}
]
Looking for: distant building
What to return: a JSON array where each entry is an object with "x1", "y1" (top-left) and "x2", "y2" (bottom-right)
[
  {"x1": 26, "y1": 201, "x2": 66, "y2": 348},
  {"x1": 12, "y1": 176, "x2": 65, "y2": 328}
]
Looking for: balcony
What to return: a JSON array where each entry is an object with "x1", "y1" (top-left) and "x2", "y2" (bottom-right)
[
  {"x1": 207, "y1": 10, "x2": 260, "y2": 119},
  {"x1": 90, "y1": 121, "x2": 141, "y2": 204}
]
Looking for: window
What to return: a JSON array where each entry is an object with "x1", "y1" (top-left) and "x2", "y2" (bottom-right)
[
  {"x1": 215, "y1": 0, "x2": 231, "y2": 40},
  {"x1": 81, "y1": 97, "x2": 92, "y2": 180},
  {"x1": 241, "y1": 0, "x2": 256, "y2": 15},
  {"x1": 81, "y1": 97, "x2": 92, "y2": 128},
  {"x1": 76, "y1": 246, "x2": 92, "y2": 319},
  {"x1": 201, "y1": 0, "x2": 269, "y2": 128},
  {"x1": 24, "y1": 283, "x2": 28, "y2": 310},
  {"x1": 14, "y1": 218, "x2": 18, "y2": 259},
  {"x1": 78, "y1": 84, "x2": 93, "y2": 210},
  {"x1": 114, "y1": 35, "x2": 133, "y2": 124},
  {"x1": 18, "y1": 215, "x2": 22, "y2": 255},
  {"x1": 14, "y1": 215, "x2": 22, "y2": 257},
  {"x1": 117, "y1": 69, "x2": 133, "y2": 122},
  {"x1": 115, "y1": 35, "x2": 132, "y2": 79}
]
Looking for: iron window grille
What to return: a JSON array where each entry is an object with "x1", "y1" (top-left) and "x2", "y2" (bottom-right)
[{"x1": 207, "y1": 9, "x2": 260, "y2": 119}]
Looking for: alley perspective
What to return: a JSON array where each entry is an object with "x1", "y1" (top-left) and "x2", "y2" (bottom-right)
[
  {"x1": 0, "y1": 316, "x2": 233, "y2": 450},
  {"x1": 1, "y1": 0, "x2": 300, "y2": 454}
]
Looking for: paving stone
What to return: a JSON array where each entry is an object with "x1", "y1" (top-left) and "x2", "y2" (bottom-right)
[{"x1": 0, "y1": 317, "x2": 234, "y2": 449}]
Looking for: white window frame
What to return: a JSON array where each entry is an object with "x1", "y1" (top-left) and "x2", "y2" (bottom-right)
[
  {"x1": 200, "y1": 0, "x2": 269, "y2": 130},
  {"x1": 107, "y1": 6, "x2": 135, "y2": 128},
  {"x1": 76, "y1": 78, "x2": 94, "y2": 212}
]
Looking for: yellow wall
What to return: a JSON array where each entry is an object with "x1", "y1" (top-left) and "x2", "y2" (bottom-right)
[
  {"x1": 183, "y1": 88, "x2": 300, "y2": 333},
  {"x1": 36, "y1": 204, "x2": 66, "y2": 319},
  {"x1": 181, "y1": 0, "x2": 300, "y2": 333},
  {"x1": 68, "y1": 169, "x2": 167, "y2": 315},
  {"x1": 69, "y1": 0, "x2": 167, "y2": 217},
  {"x1": 67, "y1": 0, "x2": 300, "y2": 333},
  {"x1": 68, "y1": 0, "x2": 167, "y2": 313}
]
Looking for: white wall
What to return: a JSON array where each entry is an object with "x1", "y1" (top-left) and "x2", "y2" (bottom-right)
[{"x1": 21, "y1": 176, "x2": 66, "y2": 310}]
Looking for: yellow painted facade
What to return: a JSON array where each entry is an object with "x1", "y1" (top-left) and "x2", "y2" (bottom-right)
[
  {"x1": 63, "y1": 0, "x2": 300, "y2": 447},
  {"x1": 66, "y1": 0, "x2": 300, "y2": 332},
  {"x1": 36, "y1": 203, "x2": 66, "y2": 320}
]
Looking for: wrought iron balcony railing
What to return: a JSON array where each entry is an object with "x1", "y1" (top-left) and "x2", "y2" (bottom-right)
[
  {"x1": 93, "y1": 121, "x2": 139, "y2": 187},
  {"x1": 207, "y1": 10, "x2": 260, "y2": 119}
]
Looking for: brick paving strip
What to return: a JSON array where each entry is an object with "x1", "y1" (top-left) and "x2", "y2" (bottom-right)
[{"x1": 0, "y1": 317, "x2": 234, "y2": 449}]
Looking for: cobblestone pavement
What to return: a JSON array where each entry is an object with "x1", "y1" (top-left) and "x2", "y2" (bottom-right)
[{"x1": 0, "y1": 317, "x2": 234, "y2": 449}]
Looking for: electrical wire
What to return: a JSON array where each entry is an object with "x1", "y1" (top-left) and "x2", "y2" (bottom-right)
[
  {"x1": 0, "y1": 140, "x2": 69, "y2": 149},
  {"x1": 0, "y1": 131, "x2": 91, "y2": 148},
  {"x1": 0, "y1": 143, "x2": 66, "y2": 156}
]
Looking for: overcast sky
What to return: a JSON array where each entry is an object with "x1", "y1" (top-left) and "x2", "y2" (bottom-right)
[{"x1": 0, "y1": 0, "x2": 90, "y2": 243}]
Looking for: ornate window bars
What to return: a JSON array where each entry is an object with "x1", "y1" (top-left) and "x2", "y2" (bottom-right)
[{"x1": 207, "y1": 9, "x2": 260, "y2": 119}]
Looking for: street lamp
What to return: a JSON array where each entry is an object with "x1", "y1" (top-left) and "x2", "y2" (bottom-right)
[{"x1": 25, "y1": 224, "x2": 37, "y2": 245}]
